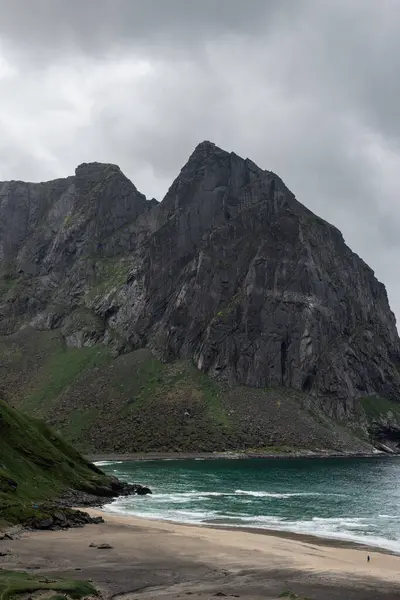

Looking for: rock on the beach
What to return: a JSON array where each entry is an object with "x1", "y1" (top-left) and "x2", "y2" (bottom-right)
[
  {"x1": 28, "y1": 508, "x2": 105, "y2": 531},
  {"x1": 35, "y1": 518, "x2": 54, "y2": 530},
  {"x1": 135, "y1": 486, "x2": 152, "y2": 496}
]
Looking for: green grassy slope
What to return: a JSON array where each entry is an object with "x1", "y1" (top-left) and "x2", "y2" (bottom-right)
[
  {"x1": 0, "y1": 398, "x2": 113, "y2": 527},
  {"x1": 0, "y1": 570, "x2": 97, "y2": 600},
  {"x1": 359, "y1": 395, "x2": 400, "y2": 421},
  {"x1": 0, "y1": 328, "x2": 376, "y2": 455}
]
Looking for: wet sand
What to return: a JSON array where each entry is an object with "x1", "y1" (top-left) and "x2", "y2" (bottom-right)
[{"x1": 1, "y1": 509, "x2": 399, "y2": 600}]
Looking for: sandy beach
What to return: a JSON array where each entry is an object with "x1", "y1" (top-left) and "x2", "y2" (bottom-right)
[{"x1": 1, "y1": 509, "x2": 399, "y2": 600}]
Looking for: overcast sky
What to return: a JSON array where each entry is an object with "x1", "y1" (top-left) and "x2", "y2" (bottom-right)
[{"x1": 1, "y1": 0, "x2": 400, "y2": 321}]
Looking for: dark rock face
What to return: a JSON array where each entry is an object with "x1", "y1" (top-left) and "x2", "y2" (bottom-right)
[
  {"x1": 1, "y1": 141, "x2": 400, "y2": 419},
  {"x1": 56, "y1": 481, "x2": 152, "y2": 507},
  {"x1": 27, "y1": 508, "x2": 105, "y2": 531},
  {"x1": 368, "y1": 423, "x2": 400, "y2": 453},
  {"x1": 26, "y1": 481, "x2": 152, "y2": 531}
]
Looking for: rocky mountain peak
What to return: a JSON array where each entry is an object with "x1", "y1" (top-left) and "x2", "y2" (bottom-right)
[
  {"x1": 191, "y1": 139, "x2": 217, "y2": 155},
  {"x1": 73, "y1": 161, "x2": 144, "y2": 205},
  {"x1": 74, "y1": 161, "x2": 122, "y2": 178},
  {"x1": 159, "y1": 141, "x2": 269, "y2": 225},
  {"x1": 1, "y1": 142, "x2": 400, "y2": 424},
  {"x1": 179, "y1": 139, "x2": 263, "y2": 181}
]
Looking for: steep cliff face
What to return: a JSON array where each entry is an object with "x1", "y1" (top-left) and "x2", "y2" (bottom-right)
[
  {"x1": 1, "y1": 141, "x2": 400, "y2": 444},
  {"x1": 105, "y1": 142, "x2": 400, "y2": 418}
]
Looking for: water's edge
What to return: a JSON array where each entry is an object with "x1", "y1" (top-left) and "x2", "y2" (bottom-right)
[
  {"x1": 95, "y1": 505, "x2": 399, "y2": 556},
  {"x1": 97, "y1": 457, "x2": 400, "y2": 555},
  {"x1": 88, "y1": 450, "x2": 396, "y2": 462}
]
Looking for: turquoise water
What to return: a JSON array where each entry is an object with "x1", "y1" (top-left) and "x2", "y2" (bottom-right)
[{"x1": 97, "y1": 457, "x2": 400, "y2": 552}]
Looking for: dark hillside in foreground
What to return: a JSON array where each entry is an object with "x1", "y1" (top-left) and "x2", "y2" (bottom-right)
[{"x1": 0, "y1": 398, "x2": 116, "y2": 527}]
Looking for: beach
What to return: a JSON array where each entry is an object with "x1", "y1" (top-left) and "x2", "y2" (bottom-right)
[
  {"x1": 1, "y1": 509, "x2": 399, "y2": 600},
  {"x1": 96, "y1": 456, "x2": 400, "y2": 553}
]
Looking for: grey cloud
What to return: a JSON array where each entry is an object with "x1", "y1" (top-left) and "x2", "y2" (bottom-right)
[
  {"x1": 0, "y1": 0, "x2": 288, "y2": 62},
  {"x1": 0, "y1": 0, "x2": 400, "y2": 320}
]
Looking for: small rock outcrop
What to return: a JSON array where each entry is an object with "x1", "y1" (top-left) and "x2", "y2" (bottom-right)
[{"x1": 27, "y1": 509, "x2": 104, "y2": 531}]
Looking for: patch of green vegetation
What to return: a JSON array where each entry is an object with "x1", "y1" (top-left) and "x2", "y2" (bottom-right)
[
  {"x1": 117, "y1": 352, "x2": 168, "y2": 411},
  {"x1": 56, "y1": 407, "x2": 99, "y2": 450},
  {"x1": 0, "y1": 399, "x2": 112, "y2": 527},
  {"x1": 359, "y1": 395, "x2": 400, "y2": 421},
  {"x1": 279, "y1": 591, "x2": 311, "y2": 600},
  {"x1": 0, "y1": 278, "x2": 18, "y2": 299},
  {"x1": 0, "y1": 569, "x2": 97, "y2": 600},
  {"x1": 0, "y1": 344, "x2": 23, "y2": 364},
  {"x1": 189, "y1": 365, "x2": 230, "y2": 428},
  {"x1": 117, "y1": 354, "x2": 230, "y2": 429},
  {"x1": 243, "y1": 445, "x2": 297, "y2": 454},
  {"x1": 63, "y1": 214, "x2": 75, "y2": 228},
  {"x1": 21, "y1": 345, "x2": 110, "y2": 417},
  {"x1": 0, "y1": 265, "x2": 23, "y2": 299},
  {"x1": 85, "y1": 258, "x2": 131, "y2": 301},
  {"x1": 350, "y1": 426, "x2": 369, "y2": 441},
  {"x1": 215, "y1": 293, "x2": 243, "y2": 322}
]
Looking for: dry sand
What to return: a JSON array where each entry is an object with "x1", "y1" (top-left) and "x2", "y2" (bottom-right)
[{"x1": 1, "y1": 509, "x2": 399, "y2": 600}]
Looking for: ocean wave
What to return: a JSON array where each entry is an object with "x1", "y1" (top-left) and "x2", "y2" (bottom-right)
[
  {"x1": 235, "y1": 490, "x2": 319, "y2": 498},
  {"x1": 103, "y1": 502, "x2": 218, "y2": 524},
  {"x1": 143, "y1": 491, "x2": 229, "y2": 504},
  {"x1": 207, "y1": 515, "x2": 400, "y2": 552},
  {"x1": 146, "y1": 490, "x2": 306, "y2": 502},
  {"x1": 94, "y1": 460, "x2": 125, "y2": 466},
  {"x1": 181, "y1": 491, "x2": 226, "y2": 497},
  {"x1": 102, "y1": 500, "x2": 400, "y2": 552}
]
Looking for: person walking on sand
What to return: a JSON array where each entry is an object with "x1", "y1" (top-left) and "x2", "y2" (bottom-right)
[{"x1": 367, "y1": 555, "x2": 370, "y2": 562}]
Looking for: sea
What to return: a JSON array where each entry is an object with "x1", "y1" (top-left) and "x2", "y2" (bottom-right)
[{"x1": 97, "y1": 456, "x2": 400, "y2": 553}]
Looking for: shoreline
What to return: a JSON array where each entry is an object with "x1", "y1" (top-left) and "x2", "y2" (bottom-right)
[
  {"x1": 87, "y1": 453, "x2": 400, "y2": 558},
  {"x1": 3, "y1": 507, "x2": 400, "y2": 599},
  {"x1": 87, "y1": 449, "x2": 396, "y2": 462},
  {"x1": 87, "y1": 452, "x2": 400, "y2": 557},
  {"x1": 93, "y1": 505, "x2": 399, "y2": 556},
  {"x1": 73, "y1": 509, "x2": 400, "y2": 588}
]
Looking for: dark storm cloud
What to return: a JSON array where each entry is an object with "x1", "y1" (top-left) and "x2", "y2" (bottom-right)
[
  {"x1": 1, "y1": 0, "x2": 400, "y2": 320},
  {"x1": 0, "y1": 0, "x2": 288, "y2": 59}
]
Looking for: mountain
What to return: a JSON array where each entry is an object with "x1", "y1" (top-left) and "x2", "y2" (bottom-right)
[{"x1": 1, "y1": 141, "x2": 400, "y2": 454}]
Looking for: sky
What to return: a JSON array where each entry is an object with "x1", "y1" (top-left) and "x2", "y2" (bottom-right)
[{"x1": 1, "y1": 0, "x2": 400, "y2": 320}]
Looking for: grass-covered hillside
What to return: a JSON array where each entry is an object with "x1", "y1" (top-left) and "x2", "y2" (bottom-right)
[
  {"x1": 0, "y1": 569, "x2": 97, "y2": 600},
  {"x1": 0, "y1": 327, "x2": 383, "y2": 455},
  {"x1": 0, "y1": 398, "x2": 114, "y2": 527}
]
